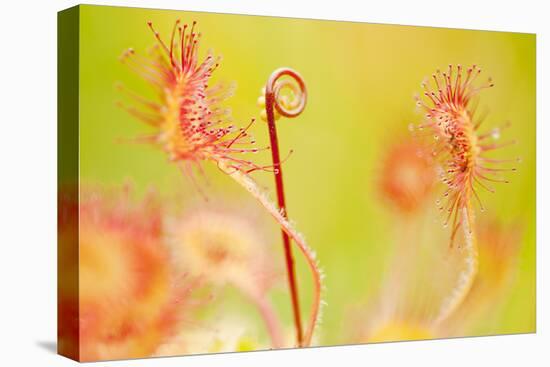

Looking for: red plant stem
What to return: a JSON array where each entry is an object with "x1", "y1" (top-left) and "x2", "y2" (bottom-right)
[{"x1": 264, "y1": 77, "x2": 304, "y2": 347}]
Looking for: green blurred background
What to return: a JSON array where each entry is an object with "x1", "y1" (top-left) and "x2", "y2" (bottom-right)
[{"x1": 78, "y1": 5, "x2": 535, "y2": 346}]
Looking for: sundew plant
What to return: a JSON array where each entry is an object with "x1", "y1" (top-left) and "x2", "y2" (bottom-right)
[{"x1": 63, "y1": 5, "x2": 536, "y2": 362}]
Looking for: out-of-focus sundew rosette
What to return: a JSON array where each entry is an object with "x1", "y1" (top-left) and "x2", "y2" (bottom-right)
[
  {"x1": 167, "y1": 205, "x2": 277, "y2": 294},
  {"x1": 378, "y1": 136, "x2": 437, "y2": 214},
  {"x1": 166, "y1": 203, "x2": 286, "y2": 348},
  {"x1": 58, "y1": 185, "x2": 200, "y2": 361}
]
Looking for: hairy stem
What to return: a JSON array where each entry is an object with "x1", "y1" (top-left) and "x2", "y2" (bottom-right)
[
  {"x1": 435, "y1": 205, "x2": 479, "y2": 324},
  {"x1": 218, "y1": 159, "x2": 322, "y2": 347}
]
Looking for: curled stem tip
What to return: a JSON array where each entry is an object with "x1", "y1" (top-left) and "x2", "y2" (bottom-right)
[
  {"x1": 266, "y1": 68, "x2": 307, "y2": 118},
  {"x1": 264, "y1": 68, "x2": 310, "y2": 347}
]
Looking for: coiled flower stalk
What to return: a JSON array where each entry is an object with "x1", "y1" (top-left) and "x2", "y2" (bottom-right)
[{"x1": 254, "y1": 68, "x2": 322, "y2": 347}]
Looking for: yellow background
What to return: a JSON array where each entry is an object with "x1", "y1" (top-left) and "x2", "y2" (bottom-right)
[{"x1": 78, "y1": 5, "x2": 536, "y2": 346}]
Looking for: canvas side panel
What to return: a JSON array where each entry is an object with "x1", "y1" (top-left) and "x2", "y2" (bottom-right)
[{"x1": 57, "y1": 5, "x2": 80, "y2": 362}]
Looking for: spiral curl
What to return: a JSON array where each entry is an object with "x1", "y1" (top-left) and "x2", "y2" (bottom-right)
[
  {"x1": 262, "y1": 67, "x2": 320, "y2": 347},
  {"x1": 266, "y1": 68, "x2": 307, "y2": 118}
]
